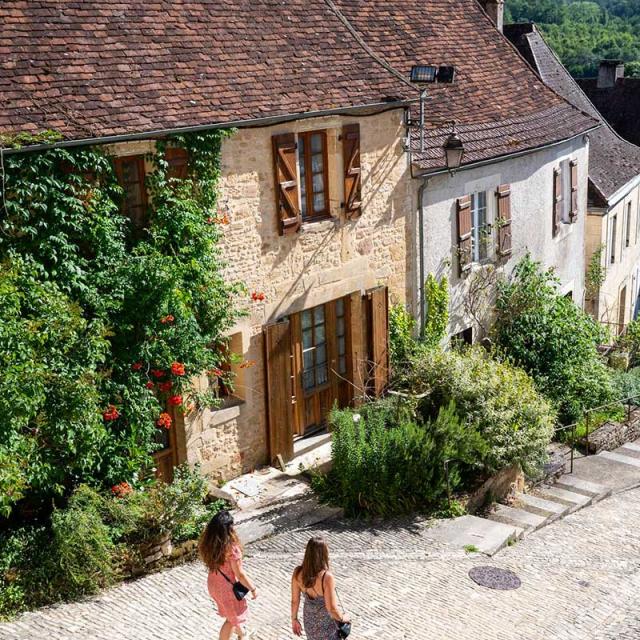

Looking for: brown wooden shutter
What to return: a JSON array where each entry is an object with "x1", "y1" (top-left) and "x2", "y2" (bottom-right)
[
  {"x1": 496, "y1": 184, "x2": 512, "y2": 257},
  {"x1": 368, "y1": 286, "x2": 389, "y2": 397},
  {"x1": 348, "y1": 291, "x2": 366, "y2": 407},
  {"x1": 264, "y1": 321, "x2": 294, "y2": 462},
  {"x1": 272, "y1": 133, "x2": 301, "y2": 236},
  {"x1": 166, "y1": 147, "x2": 189, "y2": 180},
  {"x1": 553, "y1": 168, "x2": 562, "y2": 236},
  {"x1": 570, "y1": 160, "x2": 578, "y2": 222},
  {"x1": 456, "y1": 195, "x2": 472, "y2": 275},
  {"x1": 342, "y1": 124, "x2": 362, "y2": 219}
]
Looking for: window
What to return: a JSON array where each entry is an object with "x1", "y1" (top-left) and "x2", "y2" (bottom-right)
[
  {"x1": 453, "y1": 327, "x2": 473, "y2": 346},
  {"x1": 302, "y1": 304, "x2": 329, "y2": 392},
  {"x1": 114, "y1": 155, "x2": 148, "y2": 230},
  {"x1": 336, "y1": 298, "x2": 347, "y2": 376},
  {"x1": 611, "y1": 214, "x2": 618, "y2": 264},
  {"x1": 298, "y1": 131, "x2": 329, "y2": 220},
  {"x1": 626, "y1": 202, "x2": 632, "y2": 248},
  {"x1": 471, "y1": 191, "x2": 491, "y2": 262}
]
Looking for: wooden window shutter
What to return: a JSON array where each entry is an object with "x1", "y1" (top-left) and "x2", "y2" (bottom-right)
[
  {"x1": 342, "y1": 123, "x2": 362, "y2": 219},
  {"x1": 553, "y1": 168, "x2": 562, "y2": 236},
  {"x1": 496, "y1": 184, "x2": 512, "y2": 257},
  {"x1": 166, "y1": 147, "x2": 189, "y2": 180},
  {"x1": 264, "y1": 321, "x2": 294, "y2": 462},
  {"x1": 368, "y1": 286, "x2": 389, "y2": 397},
  {"x1": 570, "y1": 160, "x2": 578, "y2": 223},
  {"x1": 348, "y1": 291, "x2": 366, "y2": 407},
  {"x1": 272, "y1": 133, "x2": 301, "y2": 236},
  {"x1": 456, "y1": 195, "x2": 472, "y2": 275}
]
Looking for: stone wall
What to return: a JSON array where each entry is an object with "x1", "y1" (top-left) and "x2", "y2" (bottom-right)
[
  {"x1": 582, "y1": 407, "x2": 640, "y2": 453},
  {"x1": 184, "y1": 109, "x2": 414, "y2": 482}
]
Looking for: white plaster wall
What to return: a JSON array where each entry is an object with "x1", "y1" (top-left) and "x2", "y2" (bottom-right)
[{"x1": 418, "y1": 136, "x2": 589, "y2": 338}]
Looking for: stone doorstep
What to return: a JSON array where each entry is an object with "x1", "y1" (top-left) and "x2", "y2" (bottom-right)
[
  {"x1": 553, "y1": 474, "x2": 612, "y2": 502},
  {"x1": 516, "y1": 493, "x2": 570, "y2": 521},
  {"x1": 599, "y1": 450, "x2": 640, "y2": 469},
  {"x1": 487, "y1": 504, "x2": 548, "y2": 533},
  {"x1": 535, "y1": 485, "x2": 593, "y2": 512}
]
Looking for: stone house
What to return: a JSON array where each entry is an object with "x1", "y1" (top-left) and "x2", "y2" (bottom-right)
[
  {"x1": 1, "y1": 0, "x2": 597, "y2": 482},
  {"x1": 506, "y1": 24, "x2": 640, "y2": 332}
]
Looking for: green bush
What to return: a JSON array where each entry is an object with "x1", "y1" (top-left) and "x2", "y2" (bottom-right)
[
  {"x1": 406, "y1": 345, "x2": 556, "y2": 475},
  {"x1": 424, "y1": 274, "x2": 449, "y2": 348},
  {"x1": 494, "y1": 255, "x2": 616, "y2": 424},
  {"x1": 0, "y1": 465, "x2": 223, "y2": 620},
  {"x1": 611, "y1": 367, "x2": 640, "y2": 401},
  {"x1": 313, "y1": 399, "x2": 486, "y2": 518},
  {"x1": 389, "y1": 303, "x2": 417, "y2": 373},
  {"x1": 616, "y1": 319, "x2": 640, "y2": 366}
]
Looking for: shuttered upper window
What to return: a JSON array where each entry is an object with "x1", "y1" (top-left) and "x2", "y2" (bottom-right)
[
  {"x1": 471, "y1": 191, "x2": 491, "y2": 262},
  {"x1": 114, "y1": 155, "x2": 148, "y2": 230},
  {"x1": 298, "y1": 131, "x2": 329, "y2": 220}
]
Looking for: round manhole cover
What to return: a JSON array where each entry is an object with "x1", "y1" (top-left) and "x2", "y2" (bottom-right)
[{"x1": 468, "y1": 566, "x2": 521, "y2": 590}]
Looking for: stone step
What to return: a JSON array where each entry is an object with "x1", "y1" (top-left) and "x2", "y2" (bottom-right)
[
  {"x1": 536, "y1": 485, "x2": 592, "y2": 512},
  {"x1": 599, "y1": 450, "x2": 640, "y2": 469},
  {"x1": 516, "y1": 493, "x2": 570, "y2": 520},
  {"x1": 618, "y1": 443, "x2": 640, "y2": 458},
  {"x1": 487, "y1": 504, "x2": 548, "y2": 533},
  {"x1": 553, "y1": 475, "x2": 612, "y2": 503},
  {"x1": 621, "y1": 441, "x2": 640, "y2": 453}
]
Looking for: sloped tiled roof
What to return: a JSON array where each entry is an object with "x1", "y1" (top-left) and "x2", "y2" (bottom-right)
[
  {"x1": 0, "y1": 0, "x2": 598, "y2": 173},
  {"x1": 505, "y1": 23, "x2": 640, "y2": 204}
]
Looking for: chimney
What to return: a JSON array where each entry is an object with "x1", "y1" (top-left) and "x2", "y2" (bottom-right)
[
  {"x1": 597, "y1": 59, "x2": 625, "y2": 89},
  {"x1": 480, "y1": 0, "x2": 504, "y2": 32}
]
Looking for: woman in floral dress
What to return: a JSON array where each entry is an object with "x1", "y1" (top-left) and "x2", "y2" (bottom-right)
[
  {"x1": 291, "y1": 537, "x2": 349, "y2": 639},
  {"x1": 199, "y1": 510, "x2": 258, "y2": 640}
]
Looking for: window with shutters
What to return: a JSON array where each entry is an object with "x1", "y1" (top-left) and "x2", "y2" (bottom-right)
[
  {"x1": 611, "y1": 214, "x2": 618, "y2": 264},
  {"x1": 114, "y1": 155, "x2": 148, "y2": 230},
  {"x1": 166, "y1": 147, "x2": 189, "y2": 180},
  {"x1": 471, "y1": 191, "x2": 492, "y2": 262},
  {"x1": 298, "y1": 131, "x2": 329, "y2": 220}
]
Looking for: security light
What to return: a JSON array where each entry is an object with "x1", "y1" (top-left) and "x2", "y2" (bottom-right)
[{"x1": 410, "y1": 65, "x2": 438, "y2": 84}]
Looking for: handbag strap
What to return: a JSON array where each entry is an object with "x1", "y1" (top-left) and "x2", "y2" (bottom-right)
[{"x1": 217, "y1": 568, "x2": 234, "y2": 585}]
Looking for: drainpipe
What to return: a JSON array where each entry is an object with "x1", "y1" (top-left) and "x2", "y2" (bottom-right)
[{"x1": 417, "y1": 176, "x2": 429, "y2": 337}]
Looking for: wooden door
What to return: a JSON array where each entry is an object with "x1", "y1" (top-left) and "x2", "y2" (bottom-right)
[{"x1": 264, "y1": 321, "x2": 295, "y2": 462}]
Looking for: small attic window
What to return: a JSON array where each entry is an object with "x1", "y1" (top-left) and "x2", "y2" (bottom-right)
[{"x1": 410, "y1": 65, "x2": 438, "y2": 84}]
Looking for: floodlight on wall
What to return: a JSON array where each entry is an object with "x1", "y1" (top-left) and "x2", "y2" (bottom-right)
[{"x1": 410, "y1": 65, "x2": 438, "y2": 84}]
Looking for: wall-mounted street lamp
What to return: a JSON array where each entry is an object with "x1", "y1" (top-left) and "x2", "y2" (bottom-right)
[{"x1": 443, "y1": 127, "x2": 465, "y2": 174}]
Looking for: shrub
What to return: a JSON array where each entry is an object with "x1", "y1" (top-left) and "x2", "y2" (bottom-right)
[
  {"x1": 611, "y1": 367, "x2": 640, "y2": 401},
  {"x1": 313, "y1": 399, "x2": 486, "y2": 518},
  {"x1": 494, "y1": 255, "x2": 616, "y2": 424},
  {"x1": 616, "y1": 319, "x2": 640, "y2": 366},
  {"x1": 424, "y1": 274, "x2": 449, "y2": 348},
  {"x1": 389, "y1": 303, "x2": 417, "y2": 372},
  {"x1": 406, "y1": 345, "x2": 556, "y2": 475}
]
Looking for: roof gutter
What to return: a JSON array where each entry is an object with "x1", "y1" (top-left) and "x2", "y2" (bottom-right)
[
  {"x1": 606, "y1": 173, "x2": 640, "y2": 209},
  {"x1": 0, "y1": 99, "x2": 415, "y2": 156},
  {"x1": 412, "y1": 124, "x2": 601, "y2": 179}
]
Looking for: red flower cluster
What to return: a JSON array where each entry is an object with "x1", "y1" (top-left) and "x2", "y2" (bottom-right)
[
  {"x1": 131, "y1": 361, "x2": 143, "y2": 371},
  {"x1": 160, "y1": 315, "x2": 175, "y2": 325},
  {"x1": 157, "y1": 412, "x2": 173, "y2": 429},
  {"x1": 151, "y1": 369, "x2": 165, "y2": 379},
  {"x1": 240, "y1": 360, "x2": 257, "y2": 369},
  {"x1": 214, "y1": 214, "x2": 230, "y2": 225},
  {"x1": 209, "y1": 367, "x2": 224, "y2": 377},
  {"x1": 103, "y1": 405, "x2": 120, "y2": 421},
  {"x1": 145, "y1": 381, "x2": 155, "y2": 390},
  {"x1": 251, "y1": 291, "x2": 266, "y2": 302},
  {"x1": 168, "y1": 395, "x2": 183, "y2": 406},
  {"x1": 158, "y1": 381, "x2": 173, "y2": 393},
  {"x1": 171, "y1": 362, "x2": 186, "y2": 376},
  {"x1": 111, "y1": 482, "x2": 133, "y2": 498}
]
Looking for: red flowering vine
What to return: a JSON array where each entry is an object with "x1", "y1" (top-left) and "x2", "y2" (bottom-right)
[
  {"x1": 158, "y1": 381, "x2": 173, "y2": 393},
  {"x1": 240, "y1": 360, "x2": 256, "y2": 369},
  {"x1": 168, "y1": 395, "x2": 183, "y2": 406},
  {"x1": 251, "y1": 291, "x2": 266, "y2": 302},
  {"x1": 102, "y1": 405, "x2": 120, "y2": 421},
  {"x1": 111, "y1": 482, "x2": 133, "y2": 498},
  {"x1": 145, "y1": 381, "x2": 155, "y2": 390},
  {"x1": 160, "y1": 314, "x2": 175, "y2": 325},
  {"x1": 171, "y1": 362, "x2": 186, "y2": 376},
  {"x1": 209, "y1": 367, "x2": 224, "y2": 377},
  {"x1": 131, "y1": 361, "x2": 143, "y2": 371},
  {"x1": 157, "y1": 412, "x2": 173, "y2": 429},
  {"x1": 151, "y1": 369, "x2": 166, "y2": 379}
]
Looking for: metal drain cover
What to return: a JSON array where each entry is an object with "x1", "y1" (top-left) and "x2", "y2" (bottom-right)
[{"x1": 468, "y1": 566, "x2": 521, "y2": 590}]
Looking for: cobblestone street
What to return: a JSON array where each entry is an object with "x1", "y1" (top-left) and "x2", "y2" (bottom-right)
[{"x1": 3, "y1": 487, "x2": 640, "y2": 640}]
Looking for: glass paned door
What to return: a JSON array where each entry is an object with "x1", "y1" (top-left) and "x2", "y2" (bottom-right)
[{"x1": 302, "y1": 305, "x2": 328, "y2": 392}]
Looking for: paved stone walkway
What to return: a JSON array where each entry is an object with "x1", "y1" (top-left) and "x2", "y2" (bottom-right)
[{"x1": 2, "y1": 487, "x2": 640, "y2": 640}]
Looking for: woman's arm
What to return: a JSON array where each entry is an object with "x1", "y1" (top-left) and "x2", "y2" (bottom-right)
[
  {"x1": 323, "y1": 572, "x2": 348, "y2": 622},
  {"x1": 229, "y1": 556, "x2": 258, "y2": 599},
  {"x1": 291, "y1": 569, "x2": 303, "y2": 636}
]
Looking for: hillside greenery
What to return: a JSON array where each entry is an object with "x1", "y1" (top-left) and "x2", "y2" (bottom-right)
[{"x1": 506, "y1": 0, "x2": 640, "y2": 77}]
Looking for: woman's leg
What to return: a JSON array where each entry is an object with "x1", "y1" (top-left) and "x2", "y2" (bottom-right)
[
  {"x1": 219, "y1": 620, "x2": 233, "y2": 640},
  {"x1": 232, "y1": 624, "x2": 245, "y2": 639}
]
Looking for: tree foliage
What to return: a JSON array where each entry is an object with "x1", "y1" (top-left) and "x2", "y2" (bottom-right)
[
  {"x1": 506, "y1": 0, "x2": 640, "y2": 77},
  {"x1": 494, "y1": 255, "x2": 616, "y2": 424},
  {"x1": 0, "y1": 131, "x2": 240, "y2": 519}
]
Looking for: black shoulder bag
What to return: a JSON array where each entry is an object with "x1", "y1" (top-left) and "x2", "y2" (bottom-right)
[
  {"x1": 335, "y1": 587, "x2": 352, "y2": 638},
  {"x1": 218, "y1": 568, "x2": 250, "y2": 601}
]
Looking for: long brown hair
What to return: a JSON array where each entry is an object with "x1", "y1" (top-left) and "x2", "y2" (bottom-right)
[
  {"x1": 296, "y1": 537, "x2": 330, "y2": 589},
  {"x1": 199, "y1": 510, "x2": 243, "y2": 572}
]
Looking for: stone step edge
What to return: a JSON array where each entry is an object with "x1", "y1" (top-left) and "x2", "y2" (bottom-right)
[
  {"x1": 516, "y1": 493, "x2": 569, "y2": 521},
  {"x1": 488, "y1": 504, "x2": 549, "y2": 534},
  {"x1": 552, "y1": 474, "x2": 611, "y2": 500}
]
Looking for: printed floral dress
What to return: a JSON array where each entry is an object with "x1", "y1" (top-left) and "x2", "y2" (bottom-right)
[
  {"x1": 207, "y1": 544, "x2": 248, "y2": 625},
  {"x1": 302, "y1": 572, "x2": 340, "y2": 640}
]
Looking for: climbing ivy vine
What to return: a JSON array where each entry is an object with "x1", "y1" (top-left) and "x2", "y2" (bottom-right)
[{"x1": 0, "y1": 130, "x2": 241, "y2": 519}]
